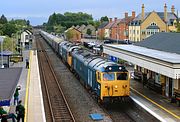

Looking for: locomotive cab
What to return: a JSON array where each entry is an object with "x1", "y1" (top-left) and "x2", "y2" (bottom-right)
[{"x1": 96, "y1": 66, "x2": 130, "y2": 101}]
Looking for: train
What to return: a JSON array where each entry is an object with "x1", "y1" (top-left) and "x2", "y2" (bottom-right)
[{"x1": 39, "y1": 30, "x2": 130, "y2": 102}]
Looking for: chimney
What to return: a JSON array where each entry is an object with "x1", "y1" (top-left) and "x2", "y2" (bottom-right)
[
  {"x1": 109, "y1": 18, "x2": 112, "y2": 23},
  {"x1": 171, "y1": 5, "x2": 175, "y2": 14},
  {"x1": 125, "y1": 12, "x2": 128, "y2": 18},
  {"x1": 114, "y1": 17, "x2": 117, "y2": 22},
  {"x1": 132, "y1": 11, "x2": 136, "y2": 18},
  {"x1": 141, "y1": 4, "x2": 145, "y2": 21},
  {"x1": 164, "y1": 3, "x2": 167, "y2": 22}
]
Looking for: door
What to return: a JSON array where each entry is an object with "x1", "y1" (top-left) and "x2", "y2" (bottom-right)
[
  {"x1": 169, "y1": 78, "x2": 173, "y2": 97},
  {"x1": 166, "y1": 77, "x2": 173, "y2": 97},
  {"x1": 165, "y1": 77, "x2": 169, "y2": 97},
  {"x1": 88, "y1": 69, "x2": 92, "y2": 87}
]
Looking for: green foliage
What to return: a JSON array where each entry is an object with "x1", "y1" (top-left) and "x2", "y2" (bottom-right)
[
  {"x1": 2, "y1": 23, "x2": 17, "y2": 37},
  {"x1": 45, "y1": 12, "x2": 93, "y2": 33},
  {"x1": 100, "y1": 16, "x2": 109, "y2": 23},
  {"x1": 0, "y1": 37, "x2": 15, "y2": 52},
  {"x1": 93, "y1": 20, "x2": 101, "y2": 29},
  {"x1": 0, "y1": 15, "x2": 8, "y2": 24},
  {"x1": 0, "y1": 14, "x2": 31, "y2": 52},
  {"x1": 86, "y1": 28, "x2": 92, "y2": 35},
  {"x1": 54, "y1": 25, "x2": 66, "y2": 34},
  {"x1": 177, "y1": 21, "x2": 180, "y2": 32}
]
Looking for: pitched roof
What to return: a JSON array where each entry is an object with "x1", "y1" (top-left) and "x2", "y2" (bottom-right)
[
  {"x1": 134, "y1": 32, "x2": 180, "y2": 54},
  {"x1": 111, "y1": 19, "x2": 121, "y2": 27},
  {"x1": 104, "y1": 22, "x2": 115, "y2": 29},
  {"x1": 130, "y1": 12, "x2": 177, "y2": 26},
  {"x1": 78, "y1": 24, "x2": 86, "y2": 32},
  {"x1": 65, "y1": 27, "x2": 81, "y2": 33},
  {"x1": 98, "y1": 22, "x2": 109, "y2": 29}
]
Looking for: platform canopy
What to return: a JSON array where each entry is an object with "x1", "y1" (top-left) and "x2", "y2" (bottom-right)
[
  {"x1": 103, "y1": 44, "x2": 180, "y2": 79},
  {"x1": 0, "y1": 67, "x2": 22, "y2": 106}
]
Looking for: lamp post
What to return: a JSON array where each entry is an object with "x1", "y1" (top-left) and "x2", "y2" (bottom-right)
[
  {"x1": 116, "y1": 23, "x2": 119, "y2": 44},
  {"x1": 0, "y1": 36, "x2": 5, "y2": 68}
]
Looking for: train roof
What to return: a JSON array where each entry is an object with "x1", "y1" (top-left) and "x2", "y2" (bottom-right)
[
  {"x1": 89, "y1": 59, "x2": 127, "y2": 72},
  {"x1": 72, "y1": 48, "x2": 128, "y2": 72},
  {"x1": 41, "y1": 31, "x2": 63, "y2": 43}
]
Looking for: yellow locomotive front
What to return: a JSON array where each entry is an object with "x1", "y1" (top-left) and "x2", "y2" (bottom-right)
[{"x1": 96, "y1": 66, "x2": 130, "y2": 101}]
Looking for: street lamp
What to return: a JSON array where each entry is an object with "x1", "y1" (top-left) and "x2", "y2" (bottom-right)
[{"x1": 0, "y1": 36, "x2": 5, "y2": 68}]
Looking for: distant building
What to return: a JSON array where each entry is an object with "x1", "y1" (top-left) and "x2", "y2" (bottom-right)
[
  {"x1": 97, "y1": 22, "x2": 108, "y2": 40},
  {"x1": 20, "y1": 29, "x2": 33, "y2": 48},
  {"x1": 97, "y1": 11, "x2": 135, "y2": 41},
  {"x1": 65, "y1": 27, "x2": 82, "y2": 42},
  {"x1": 129, "y1": 4, "x2": 178, "y2": 42},
  {"x1": 111, "y1": 12, "x2": 135, "y2": 40},
  {"x1": 75, "y1": 24, "x2": 96, "y2": 37}
]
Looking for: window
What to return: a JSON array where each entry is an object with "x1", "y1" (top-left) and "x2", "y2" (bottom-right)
[
  {"x1": 103, "y1": 73, "x2": 115, "y2": 81},
  {"x1": 98, "y1": 72, "x2": 101, "y2": 81},
  {"x1": 25, "y1": 35, "x2": 29, "y2": 40},
  {"x1": 117, "y1": 73, "x2": 128, "y2": 80}
]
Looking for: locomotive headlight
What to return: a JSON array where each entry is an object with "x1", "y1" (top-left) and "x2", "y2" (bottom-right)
[
  {"x1": 109, "y1": 67, "x2": 112, "y2": 70},
  {"x1": 115, "y1": 85, "x2": 118, "y2": 89}
]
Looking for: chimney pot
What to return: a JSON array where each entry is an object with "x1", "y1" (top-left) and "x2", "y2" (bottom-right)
[
  {"x1": 125, "y1": 12, "x2": 128, "y2": 18},
  {"x1": 132, "y1": 11, "x2": 136, "y2": 18},
  {"x1": 109, "y1": 18, "x2": 112, "y2": 23},
  {"x1": 114, "y1": 17, "x2": 117, "y2": 22},
  {"x1": 171, "y1": 5, "x2": 175, "y2": 13}
]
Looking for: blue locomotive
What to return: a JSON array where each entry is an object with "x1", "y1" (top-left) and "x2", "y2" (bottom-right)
[{"x1": 40, "y1": 31, "x2": 130, "y2": 102}]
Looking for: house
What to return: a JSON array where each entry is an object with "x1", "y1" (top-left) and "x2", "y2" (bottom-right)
[
  {"x1": 104, "y1": 18, "x2": 115, "y2": 38},
  {"x1": 20, "y1": 29, "x2": 33, "y2": 48},
  {"x1": 129, "y1": 4, "x2": 178, "y2": 42},
  {"x1": 82, "y1": 24, "x2": 96, "y2": 37},
  {"x1": 65, "y1": 27, "x2": 82, "y2": 42},
  {"x1": 75, "y1": 24, "x2": 96, "y2": 37},
  {"x1": 97, "y1": 22, "x2": 109, "y2": 40},
  {"x1": 111, "y1": 12, "x2": 135, "y2": 40}
]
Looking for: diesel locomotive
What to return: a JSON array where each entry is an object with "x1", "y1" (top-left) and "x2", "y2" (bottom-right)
[{"x1": 40, "y1": 30, "x2": 130, "y2": 102}]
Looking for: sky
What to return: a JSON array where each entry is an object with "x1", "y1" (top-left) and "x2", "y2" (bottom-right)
[{"x1": 0, "y1": 0, "x2": 179, "y2": 25}]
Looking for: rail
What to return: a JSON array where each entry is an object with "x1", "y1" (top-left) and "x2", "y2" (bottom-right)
[{"x1": 36, "y1": 34, "x2": 75, "y2": 122}]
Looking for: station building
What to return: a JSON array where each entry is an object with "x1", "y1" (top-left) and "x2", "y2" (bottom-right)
[
  {"x1": 103, "y1": 32, "x2": 180, "y2": 98},
  {"x1": 20, "y1": 29, "x2": 33, "y2": 48}
]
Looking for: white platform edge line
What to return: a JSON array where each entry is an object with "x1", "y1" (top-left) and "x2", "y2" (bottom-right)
[
  {"x1": 35, "y1": 50, "x2": 46, "y2": 122},
  {"x1": 131, "y1": 96, "x2": 167, "y2": 122}
]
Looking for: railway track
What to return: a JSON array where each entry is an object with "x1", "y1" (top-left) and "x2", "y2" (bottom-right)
[
  {"x1": 36, "y1": 32, "x2": 158, "y2": 122},
  {"x1": 36, "y1": 34, "x2": 75, "y2": 122}
]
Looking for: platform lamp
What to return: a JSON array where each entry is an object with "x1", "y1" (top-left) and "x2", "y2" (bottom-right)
[{"x1": 0, "y1": 36, "x2": 5, "y2": 68}]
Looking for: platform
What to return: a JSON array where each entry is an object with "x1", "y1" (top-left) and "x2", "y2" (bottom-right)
[
  {"x1": 130, "y1": 79, "x2": 180, "y2": 122},
  {"x1": 27, "y1": 50, "x2": 46, "y2": 122},
  {"x1": 0, "y1": 67, "x2": 22, "y2": 106}
]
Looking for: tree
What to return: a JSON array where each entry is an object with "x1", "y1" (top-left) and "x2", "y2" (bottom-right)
[
  {"x1": 93, "y1": 20, "x2": 101, "y2": 29},
  {"x1": 177, "y1": 20, "x2": 180, "y2": 32},
  {"x1": 2, "y1": 23, "x2": 17, "y2": 37},
  {"x1": 54, "y1": 25, "x2": 66, "y2": 34},
  {"x1": 0, "y1": 37, "x2": 15, "y2": 52},
  {"x1": 0, "y1": 15, "x2": 8, "y2": 24},
  {"x1": 87, "y1": 28, "x2": 92, "y2": 35},
  {"x1": 100, "y1": 16, "x2": 109, "y2": 23},
  {"x1": 45, "y1": 12, "x2": 94, "y2": 32},
  {"x1": 26, "y1": 20, "x2": 30, "y2": 26}
]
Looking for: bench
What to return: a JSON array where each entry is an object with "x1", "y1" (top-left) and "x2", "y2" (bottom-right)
[{"x1": 172, "y1": 92, "x2": 180, "y2": 106}]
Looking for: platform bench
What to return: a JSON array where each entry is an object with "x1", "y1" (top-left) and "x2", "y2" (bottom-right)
[{"x1": 174, "y1": 92, "x2": 180, "y2": 107}]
